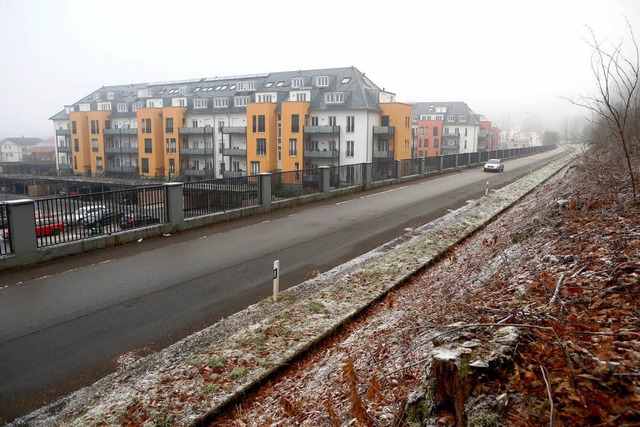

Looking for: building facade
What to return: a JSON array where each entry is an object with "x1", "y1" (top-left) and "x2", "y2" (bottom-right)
[
  {"x1": 51, "y1": 67, "x2": 412, "y2": 180},
  {"x1": 0, "y1": 138, "x2": 43, "y2": 163}
]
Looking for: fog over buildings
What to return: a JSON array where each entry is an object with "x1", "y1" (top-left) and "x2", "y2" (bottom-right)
[{"x1": 1, "y1": 0, "x2": 638, "y2": 139}]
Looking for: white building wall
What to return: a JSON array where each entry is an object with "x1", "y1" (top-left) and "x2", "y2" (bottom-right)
[{"x1": 337, "y1": 110, "x2": 377, "y2": 165}]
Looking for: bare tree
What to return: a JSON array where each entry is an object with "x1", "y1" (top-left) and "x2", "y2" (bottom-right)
[{"x1": 572, "y1": 19, "x2": 639, "y2": 202}]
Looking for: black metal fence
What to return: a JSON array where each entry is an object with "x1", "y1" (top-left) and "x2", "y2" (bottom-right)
[
  {"x1": 372, "y1": 160, "x2": 396, "y2": 183},
  {"x1": 425, "y1": 156, "x2": 440, "y2": 174},
  {"x1": 330, "y1": 163, "x2": 365, "y2": 189},
  {"x1": 0, "y1": 203, "x2": 11, "y2": 255},
  {"x1": 271, "y1": 169, "x2": 322, "y2": 201},
  {"x1": 33, "y1": 186, "x2": 166, "y2": 248},
  {"x1": 183, "y1": 176, "x2": 259, "y2": 219}
]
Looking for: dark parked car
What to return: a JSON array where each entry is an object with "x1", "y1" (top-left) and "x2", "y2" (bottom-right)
[
  {"x1": 118, "y1": 211, "x2": 161, "y2": 229},
  {"x1": 83, "y1": 209, "x2": 124, "y2": 228},
  {"x1": 483, "y1": 158, "x2": 504, "y2": 172}
]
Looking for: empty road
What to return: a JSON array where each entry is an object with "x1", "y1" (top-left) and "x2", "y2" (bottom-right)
[{"x1": 0, "y1": 149, "x2": 566, "y2": 422}]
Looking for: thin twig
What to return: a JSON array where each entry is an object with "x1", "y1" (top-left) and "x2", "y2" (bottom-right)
[
  {"x1": 540, "y1": 366, "x2": 554, "y2": 427},
  {"x1": 549, "y1": 274, "x2": 565, "y2": 306}
]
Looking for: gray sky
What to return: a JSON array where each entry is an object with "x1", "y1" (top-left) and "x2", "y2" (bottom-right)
[{"x1": 1, "y1": 0, "x2": 638, "y2": 139}]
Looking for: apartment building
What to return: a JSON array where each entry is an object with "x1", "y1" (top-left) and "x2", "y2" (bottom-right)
[
  {"x1": 50, "y1": 67, "x2": 412, "y2": 180},
  {"x1": 412, "y1": 102, "x2": 484, "y2": 156},
  {"x1": 0, "y1": 137, "x2": 44, "y2": 163}
]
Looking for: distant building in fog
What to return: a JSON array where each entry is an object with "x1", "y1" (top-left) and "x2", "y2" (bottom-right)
[{"x1": 0, "y1": 137, "x2": 43, "y2": 162}]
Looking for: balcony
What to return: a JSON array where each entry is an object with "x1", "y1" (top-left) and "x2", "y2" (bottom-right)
[
  {"x1": 223, "y1": 170, "x2": 244, "y2": 178},
  {"x1": 303, "y1": 125, "x2": 340, "y2": 134},
  {"x1": 442, "y1": 132, "x2": 460, "y2": 139},
  {"x1": 373, "y1": 150, "x2": 394, "y2": 159},
  {"x1": 183, "y1": 169, "x2": 208, "y2": 177},
  {"x1": 222, "y1": 147, "x2": 247, "y2": 156},
  {"x1": 304, "y1": 149, "x2": 338, "y2": 159},
  {"x1": 441, "y1": 143, "x2": 460, "y2": 152},
  {"x1": 104, "y1": 128, "x2": 138, "y2": 135},
  {"x1": 55, "y1": 129, "x2": 70, "y2": 136},
  {"x1": 57, "y1": 146, "x2": 71, "y2": 153},
  {"x1": 373, "y1": 126, "x2": 395, "y2": 135},
  {"x1": 179, "y1": 127, "x2": 214, "y2": 135},
  {"x1": 220, "y1": 126, "x2": 247, "y2": 134},
  {"x1": 105, "y1": 146, "x2": 139, "y2": 154},
  {"x1": 59, "y1": 163, "x2": 72, "y2": 170}
]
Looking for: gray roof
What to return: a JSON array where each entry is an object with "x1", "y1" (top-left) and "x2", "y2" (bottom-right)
[
  {"x1": 51, "y1": 67, "x2": 388, "y2": 120},
  {"x1": 411, "y1": 102, "x2": 481, "y2": 126},
  {"x1": 0, "y1": 137, "x2": 44, "y2": 146}
]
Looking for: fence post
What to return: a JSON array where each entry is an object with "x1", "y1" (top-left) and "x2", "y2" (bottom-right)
[
  {"x1": 395, "y1": 160, "x2": 402, "y2": 180},
  {"x1": 438, "y1": 155, "x2": 444, "y2": 173},
  {"x1": 420, "y1": 158, "x2": 426, "y2": 175},
  {"x1": 363, "y1": 162, "x2": 373, "y2": 188},
  {"x1": 6, "y1": 199, "x2": 37, "y2": 256},
  {"x1": 319, "y1": 166, "x2": 330, "y2": 193},
  {"x1": 258, "y1": 173, "x2": 272, "y2": 207},
  {"x1": 455, "y1": 154, "x2": 460, "y2": 170},
  {"x1": 164, "y1": 182, "x2": 184, "y2": 227}
]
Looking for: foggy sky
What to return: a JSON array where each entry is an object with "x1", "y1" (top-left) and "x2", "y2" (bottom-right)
[{"x1": 1, "y1": 0, "x2": 638, "y2": 139}]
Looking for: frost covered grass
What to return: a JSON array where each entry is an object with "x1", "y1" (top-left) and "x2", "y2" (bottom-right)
[{"x1": 12, "y1": 156, "x2": 572, "y2": 427}]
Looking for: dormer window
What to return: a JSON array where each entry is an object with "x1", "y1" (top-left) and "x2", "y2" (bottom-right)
[
  {"x1": 138, "y1": 88, "x2": 151, "y2": 98},
  {"x1": 324, "y1": 92, "x2": 344, "y2": 104},
  {"x1": 79, "y1": 103, "x2": 90, "y2": 112},
  {"x1": 291, "y1": 77, "x2": 304, "y2": 88},
  {"x1": 256, "y1": 93, "x2": 275, "y2": 103},
  {"x1": 132, "y1": 102, "x2": 143, "y2": 111},
  {"x1": 237, "y1": 81, "x2": 256, "y2": 91},
  {"x1": 316, "y1": 76, "x2": 329, "y2": 87},
  {"x1": 458, "y1": 115, "x2": 467, "y2": 123},
  {"x1": 234, "y1": 96, "x2": 250, "y2": 107},
  {"x1": 117, "y1": 103, "x2": 128, "y2": 112},
  {"x1": 447, "y1": 115, "x2": 455, "y2": 123},
  {"x1": 193, "y1": 99, "x2": 207, "y2": 109},
  {"x1": 98, "y1": 102, "x2": 112, "y2": 111},
  {"x1": 107, "y1": 92, "x2": 114, "y2": 100},
  {"x1": 213, "y1": 97, "x2": 228, "y2": 107},
  {"x1": 172, "y1": 97, "x2": 187, "y2": 107}
]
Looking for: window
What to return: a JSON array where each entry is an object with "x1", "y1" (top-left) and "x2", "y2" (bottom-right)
[
  {"x1": 455, "y1": 128, "x2": 460, "y2": 134},
  {"x1": 107, "y1": 92, "x2": 114, "y2": 100},
  {"x1": 316, "y1": 76, "x2": 329, "y2": 87},
  {"x1": 447, "y1": 115, "x2": 455, "y2": 123},
  {"x1": 90, "y1": 120, "x2": 99, "y2": 134},
  {"x1": 433, "y1": 127, "x2": 439, "y2": 136},
  {"x1": 91, "y1": 139, "x2": 99, "y2": 152},
  {"x1": 74, "y1": 139, "x2": 79, "y2": 151},
  {"x1": 105, "y1": 120, "x2": 111, "y2": 129},
  {"x1": 420, "y1": 127, "x2": 425, "y2": 136},
  {"x1": 138, "y1": 88, "x2": 151, "y2": 98},
  {"x1": 325, "y1": 92, "x2": 344, "y2": 104},
  {"x1": 346, "y1": 116, "x2": 355, "y2": 133},
  {"x1": 256, "y1": 138, "x2": 266, "y2": 155},
  {"x1": 294, "y1": 92, "x2": 308, "y2": 101},
  {"x1": 166, "y1": 138, "x2": 176, "y2": 154},
  {"x1": 346, "y1": 140, "x2": 354, "y2": 157},
  {"x1": 250, "y1": 161, "x2": 260, "y2": 175},
  {"x1": 291, "y1": 77, "x2": 303, "y2": 88},
  {"x1": 72, "y1": 121, "x2": 77, "y2": 134},
  {"x1": 141, "y1": 158, "x2": 149, "y2": 173},
  {"x1": 341, "y1": 77, "x2": 351, "y2": 84},
  {"x1": 276, "y1": 81, "x2": 285, "y2": 87},
  {"x1": 434, "y1": 139, "x2": 439, "y2": 148},
  {"x1": 238, "y1": 81, "x2": 257, "y2": 91},
  {"x1": 117, "y1": 103, "x2": 128, "y2": 112},
  {"x1": 142, "y1": 118, "x2": 151, "y2": 133},
  {"x1": 459, "y1": 115, "x2": 467, "y2": 123},
  {"x1": 169, "y1": 158, "x2": 175, "y2": 174},
  {"x1": 96, "y1": 157, "x2": 103, "y2": 171},
  {"x1": 265, "y1": 82, "x2": 274, "y2": 88},
  {"x1": 234, "y1": 96, "x2": 250, "y2": 107},
  {"x1": 258, "y1": 115, "x2": 265, "y2": 132},
  {"x1": 98, "y1": 102, "x2": 111, "y2": 111},
  {"x1": 406, "y1": 117, "x2": 410, "y2": 128},
  {"x1": 132, "y1": 102, "x2": 143, "y2": 111},
  {"x1": 214, "y1": 97, "x2": 228, "y2": 107},
  {"x1": 79, "y1": 103, "x2": 90, "y2": 112},
  {"x1": 329, "y1": 116, "x2": 336, "y2": 126},
  {"x1": 381, "y1": 115, "x2": 390, "y2": 127},
  {"x1": 166, "y1": 118, "x2": 174, "y2": 133},
  {"x1": 424, "y1": 139, "x2": 429, "y2": 148},
  {"x1": 310, "y1": 116, "x2": 318, "y2": 126},
  {"x1": 74, "y1": 156, "x2": 77, "y2": 169},
  {"x1": 144, "y1": 138, "x2": 152, "y2": 154},
  {"x1": 405, "y1": 140, "x2": 410, "y2": 151},
  {"x1": 172, "y1": 98, "x2": 186, "y2": 107},
  {"x1": 291, "y1": 114, "x2": 299, "y2": 133},
  {"x1": 289, "y1": 138, "x2": 297, "y2": 156},
  {"x1": 257, "y1": 93, "x2": 274, "y2": 103},
  {"x1": 194, "y1": 99, "x2": 207, "y2": 109}
]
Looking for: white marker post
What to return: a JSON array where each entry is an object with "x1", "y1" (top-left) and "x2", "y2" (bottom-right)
[
  {"x1": 272, "y1": 260, "x2": 280, "y2": 302},
  {"x1": 485, "y1": 181, "x2": 489, "y2": 196}
]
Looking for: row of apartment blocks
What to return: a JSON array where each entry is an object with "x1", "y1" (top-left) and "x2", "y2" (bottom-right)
[{"x1": 50, "y1": 66, "x2": 500, "y2": 180}]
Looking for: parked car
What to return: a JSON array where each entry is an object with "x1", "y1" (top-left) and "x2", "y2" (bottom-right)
[
  {"x1": 68, "y1": 205, "x2": 106, "y2": 225},
  {"x1": 3, "y1": 217, "x2": 63, "y2": 240},
  {"x1": 483, "y1": 158, "x2": 504, "y2": 172},
  {"x1": 118, "y1": 211, "x2": 161, "y2": 229},
  {"x1": 83, "y1": 208, "x2": 124, "y2": 228}
]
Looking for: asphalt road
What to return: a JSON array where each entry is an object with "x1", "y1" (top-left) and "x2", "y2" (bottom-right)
[{"x1": 0, "y1": 149, "x2": 566, "y2": 422}]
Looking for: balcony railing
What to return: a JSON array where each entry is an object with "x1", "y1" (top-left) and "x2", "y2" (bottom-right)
[
  {"x1": 109, "y1": 165, "x2": 139, "y2": 173},
  {"x1": 104, "y1": 128, "x2": 138, "y2": 135},
  {"x1": 373, "y1": 150, "x2": 394, "y2": 159},
  {"x1": 304, "y1": 149, "x2": 338, "y2": 159},
  {"x1": 373, "y1": 126, "x2": 395, "y2": 135},
  {"x1": 105, "y1": 146, "x2": 139, "y2": 154},
  {"x1": 180, "y1": 148, "x2": 210, "y2": 155},
  {"x1": 222, "y1": 147, "x2": 247, "y2": 156},
  {"x1": 183, "y1": 169, "x2": 208, "y2": 176},
  {"x1": 179, "y1": 127, "x2": 214, "y2": 135},
  {"x1": 57, "y1": 146, "x2": 71, "y2": 153},
  {"x1": 58, "y1": 163, "x2": 72, "y2": 170},
  {"x1": 223, "y1": 170, "x2": 244, "y2": 178},
  {"x1": 443, "y1": 133, "x2": 460, "y2": 138},
  {"x1": 303, "y1": 125, "x2": 340, "y2": 134},
  {"x1": 220, "y1": 126, "x2": 247, "y2": 134},
  {"x1": 55, "y1": 129, "x2": 70, "y2": 136}
]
